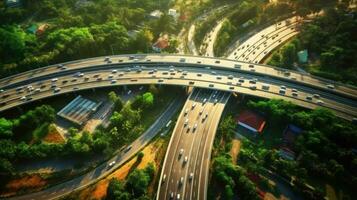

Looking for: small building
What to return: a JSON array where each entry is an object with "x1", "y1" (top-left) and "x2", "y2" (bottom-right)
[
  {"x1": 282, "y1": 124, "x2": 302, "y2": 147},
  {"x1": 298, "y1": 50, "x2": 308, "y2": 63},
  {"x1": 5, "y1": 0, "x2": 22, "y2": 8},
  {"x1": 152, "y1": 34, "x2": 169, "y2": 52},
  {"x1": 57, "y1": 95, "x2": 102, "y2": 126},
  {"x1": 36, "y1": 24, "x2": 49, "y2": 36},
  {"x1": 236, "y1": 110, "x2": 266, "y2": 134},
  {"x1": 279, "y1": 124, "x2": 303, "y2": 160},
  {"x1": 150, "y1": 10, "x2": 163, "y2": 19},
  {"x1": 168, "y1": 9, "x2": 179, "y2": 20},
  {"x1": 27, "y1": 24, "x2": 38, "y2": 34}
]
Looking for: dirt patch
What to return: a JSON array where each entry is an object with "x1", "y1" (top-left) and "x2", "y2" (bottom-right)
[
  {"x1": 230, "y1": 138, "x2": 241, "y2": 164},
  {"x1": 42, "y1": 124, "x2": 65, "y2": 143},
  {"x1": 326, "y1": 184, "x2": 337, "y2": 200},
  {"x1": 82, "y1": 119, "x2": 102, "y2": 133},
  {"x1": 2, "y1": 174, "x2": 47, "y2": 196}
]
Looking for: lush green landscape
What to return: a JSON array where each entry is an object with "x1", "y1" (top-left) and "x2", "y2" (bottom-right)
[
  {"x1": 209, "y1": 96, "x2": 357, "y2": 200},
  {"x1": 1, "y1": 0, "x2": 357, "y2": 199},
  {"x1": 0, "y1": 85, "x2": 182, "y2": 195},
  {"x1": 0, "y1": 0, "x2": 179, "y2": 78}
]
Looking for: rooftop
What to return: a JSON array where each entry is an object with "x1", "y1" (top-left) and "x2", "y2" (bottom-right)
[{"x1": 236, "y1": 110, "x2": 266, "y2": 133}]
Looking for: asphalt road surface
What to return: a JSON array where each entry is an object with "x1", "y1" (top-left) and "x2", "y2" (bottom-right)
[
  {"x1": 157, "y1": 88, "x2": 230, "y2": 200},
  {"x1": 1, "y1": 66, "x2": 356, "y2": 120}
]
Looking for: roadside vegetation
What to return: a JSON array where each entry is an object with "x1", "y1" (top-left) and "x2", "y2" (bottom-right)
[
  {"x1": 0, "y1": 0, "x2": 180, "y2": 78},
  {"x1": 209, "y1": 115, "x2": 259, "y2": 200},
  {"x1": 0, "y1": 85, "x2": 181, "y2": 197},
  {"x1": 209, "y1": 97, "x2": 357, "y2": 199},
  {"x1": 265, "y1": 1, "x2": 357, "y2": 85}
]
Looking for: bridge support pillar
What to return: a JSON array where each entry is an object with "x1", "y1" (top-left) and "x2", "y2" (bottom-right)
[{"x1": 123, "y1": 85, "x2": 128, "y2": 91}]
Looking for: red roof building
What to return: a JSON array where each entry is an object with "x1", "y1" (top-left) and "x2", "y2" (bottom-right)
[
  {"x1": 236, "y1": 110, "x2": 266, "y2": 133},
  {"x1": 152, "y1": 34, "x2": 169, "y2": 52}
]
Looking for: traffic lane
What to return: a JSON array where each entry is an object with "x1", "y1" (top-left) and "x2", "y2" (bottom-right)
[
  {"x1": 1, "y1": 54, "x2": 355, "y2": 100},
  {"x1": 228, "y1": 16, "x2": 299, "y2": 59},
  {"x1": 158, "y1": 89, "x2": 202, "y2": 199},
  {"x1": 235, "y1": 22, "x2": 299, "y2": 61},
  {"x1": 1, "y1": 73, "x2": 356, "y2": 120},
  {"x1": 3, "y1": 66, "x2": 356, "y2": 112},
  {"x1": 199, "y1": 94, "x2": 230, "y2": 200},
  {"x1": 194, "y1": 92, "x2": 229, "y2": 200},
  {"x1": 166, "y1": 90, "x2": 211, "y2": 199},
  {"x1": 179, "y1": 90, "x2": 217, "y2": 199},
  {"x1": 252, "y1": 31, "x2": 299, "y2": 63},
  {"x1": 202, "y1": 19, "x2": 226, "y2": 57},
  {"x1": 186, "y1": 91, "x2": 226, "y2": 200},
  {"x1": 245, "y1": 28, "x2": 299, "y2": 63}
]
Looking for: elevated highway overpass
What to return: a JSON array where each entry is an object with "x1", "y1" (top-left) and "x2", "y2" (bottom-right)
[
  {"x1": 0, "y1": 62, "x2": 356, "y2": 121},
  {"x1": 1, "y1": 54, "x2": 356, "y2": 100}
]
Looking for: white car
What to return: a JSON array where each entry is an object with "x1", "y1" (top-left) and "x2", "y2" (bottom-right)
[
  {"x1": 112, "y1": 69, "x2": 117, "y2": 73},
  {"x1": 317, "y1": 100, "x2": 324, "y2": 105},
  {"x1": 51, "y1": 78, "x2": 58, "y2": 82},
  {"x1": 179, "y1": 149, "x2": 184, "y2": 157},
  {"x1": 184, "y1": 118, "x2": 189, "y2": 126},
  {"x1": 193, "y1": 123, "x2": 197, "y2": 131},
  {"x1": 183, "y1": 156, "x2": 188, "y2": 164},
  {"x1": 162, "y1": 174, "x2": 166, "y2": 183},
  {"x1": 189, "y1": 173, "x2": 194, "y2": 180},
  {"x1": 326, "y1": 84, "x2": 335, "y2": 89},
  {"x1": 108, "y1": 161, "x2": 116, "y2": 167}
]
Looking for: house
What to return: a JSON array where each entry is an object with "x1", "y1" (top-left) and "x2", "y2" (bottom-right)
[
  {"x1": 282, "y1": 124, "x2": 302, "y2": 148},
  {"x1": 27, "y1": 24, "x2": 38, "y2": 34},
  {"x1": 168, "y1": 9, "x2": 179, "y2": 20},
  {"x1": 152, "y1": 34, "x2": 169, "y2": 52},
  {"x1": 236, "y1": 110, "x2": 266, "y2": 134},
  {"x1": 150, "y1": 10, "x2": 163, "y2": 19},
  {"x1": 36, "y1": 24, "x2": 49, "y2": 35},
  {"x1": 5, "y1": 0, "x2": 22, "y2": 8},
  {"x1": 279, "y1": 124, "x2": 303, "y2": 160},
  {"x1": 298, "y1": 50, "x2": 308, "y2": 63}
]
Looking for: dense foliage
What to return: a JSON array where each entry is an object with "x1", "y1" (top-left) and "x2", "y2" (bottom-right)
[
  {"x1": 0, "y1": 0, "x2": 178, "y2": 78},
  {"x1": 246, "y1": 99, "x2": 357, "y2": 198},
  {"x1": 210, "y1": 115, "x2": 259, "y2": 200},
  {"x1": 106, "y1": 163, "x2": 155, "y2": 200},
  {"x1": 299, "y1": 6, "x2": 357, "y2": 84}
]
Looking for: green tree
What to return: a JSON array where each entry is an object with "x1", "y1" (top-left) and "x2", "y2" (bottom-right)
[
  {"x1": 0, "y1": 26, "x2": 28, "y2": 62},
  {"x1": 106, "y1": 178, "x2": 131, "y2": 200},
  {"x1": 224, "y1": 184, "x2": 234, "y2": 200},
  {"x1": 132, "y1": 28, "x2": 154, "y2": 52},
  {"x1": 126, "y1": 169, "x2": 151, "y2": 197},
  {"x1": 0, "y1": 118, "x2": 13, "y2": 138},
  {"x1": 281, "y1": 43, "x2": 297, "y2": 68}
]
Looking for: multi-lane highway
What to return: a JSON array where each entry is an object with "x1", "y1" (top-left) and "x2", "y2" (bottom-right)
[
  {"x1": 228, "y1": 16, "x2": 301, "y2": 63},
  {"x1": 1, "y1": 63, "x2": 356, "y2": 120},
  {"x1": 200, "y1": 19, "x2": 226, "y2": 57},
  {"x1": 1, "y1": 54, "x2": 355, "y2": 101},
  {"x1": 157, "y1": 89, "x2": 230, "y2": 200}
]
